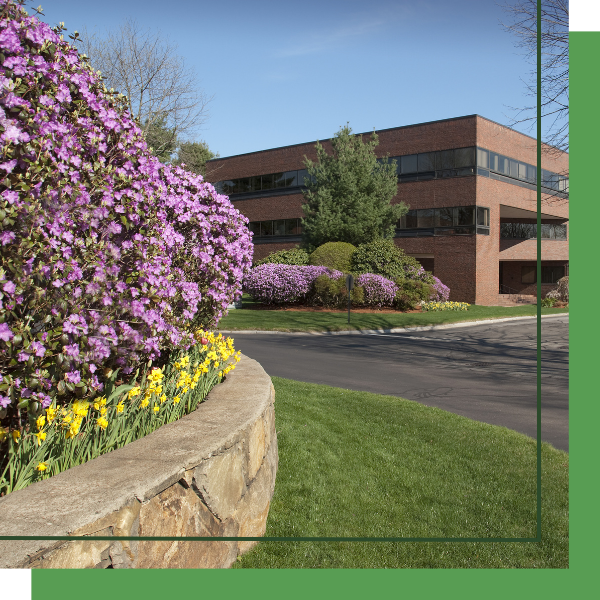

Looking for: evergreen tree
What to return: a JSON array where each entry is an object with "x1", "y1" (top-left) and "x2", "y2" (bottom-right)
[
  {"x1": 144, "y1": 113, "x2": 177, "y2": 163},
  {"x1": 301, "y1": 124, "x2": 407, "y2": 251}
]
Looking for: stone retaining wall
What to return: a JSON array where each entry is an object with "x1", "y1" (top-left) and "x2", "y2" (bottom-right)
[{"x1": 0, "y1": 354, "x2": 277, "y2": 569}]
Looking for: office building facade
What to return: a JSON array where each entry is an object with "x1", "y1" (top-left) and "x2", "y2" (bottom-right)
[{"x1": 206, "y1": 115, "x2": 568, "y2": 305}]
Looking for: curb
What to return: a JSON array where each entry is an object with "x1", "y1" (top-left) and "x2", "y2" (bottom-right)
[{"x1": 217, "y1": 312, "x2": 569, "y2": 336}]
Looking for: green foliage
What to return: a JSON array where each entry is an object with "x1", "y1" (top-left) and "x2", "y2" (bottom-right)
[
  {"x1": 311, "y1": 275, "x2": 364, "y2": 308},
  {"x1": 254, "y1": 248, "x2": 310, "y2": 267},
  {"x1": 393, "y1": 279, "x2": 432, "y2": 311},
  {"x1": 144, "y1": 113, "x2": 177, "y2": 163},
  {"x1": 351, "y1": 238, "x2": 421, "y2": 280},
  {"x1": 541, "y1": 297, "x2": 557, "y2": 308},
  {"x1": 301, "y1": 124, "x2": 407, "y2": 250},
  {"x1": 173, "y1": 140, "x2": 218, "y2": 176},
  {"x1": 309, "y1": 242, "x2": 356, "y2": 273}
]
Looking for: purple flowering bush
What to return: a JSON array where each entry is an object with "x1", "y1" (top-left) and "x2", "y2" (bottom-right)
[
  {"x1": 355, "y1": 273, "x2": 398, "y2": 308},
  {"x1": 244, "y1": 264, "x2": 343, "y2": 305},
  {"x1": 0, "y1": 1, "x2": 251, "y2": 423},
  {"x1": 429, "y1": 276, "x2": 450, "y2": 302}
]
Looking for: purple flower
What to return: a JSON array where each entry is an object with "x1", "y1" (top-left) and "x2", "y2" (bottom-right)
[
  {"x1": 0, "y1": 323, "x2": 14, "y2": 342},
  {"x1": 3, "y1": 280, "x2": 15, "y2": 295},
  {"x1": 65, "y1": 370, "x2": 81, "y2": 384},
  {"x1": 30, "y1": 341, "x2": 46, "y2": 357},
  {"x1": 0, "y1": 395, "x2": 11, "y2": 408}
]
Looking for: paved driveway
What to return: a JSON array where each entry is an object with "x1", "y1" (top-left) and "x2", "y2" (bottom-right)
[{"x1": 226, "y1": 315, "x2": 569, "y2": 452}]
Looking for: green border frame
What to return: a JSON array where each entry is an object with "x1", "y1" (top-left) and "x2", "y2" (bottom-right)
[{"x1": 18, "y1": 7, "x2": 600, "y2": 599}]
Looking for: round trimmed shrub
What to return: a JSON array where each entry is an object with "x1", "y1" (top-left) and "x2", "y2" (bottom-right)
[
  {"x1": 0, "y1": 1, "x2": 252, "y2": 419},
  {"x1": 254, "y1": 248, "x2": 310, "y2": 267},
  {"x1": 350, "y1": 239, "x2": 421, "y2": 280},
  {"x1": 309, "y1": 241, "x2": 356, "y2": 273},
  {"x1": 244, "y1": 264, "x2": 343, "y2": 305}
]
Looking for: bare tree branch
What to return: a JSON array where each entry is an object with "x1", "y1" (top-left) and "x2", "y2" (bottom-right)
[
  {"x1": 75, "y1": 18, "x2": 213, "y2": 159},
  {"x1": 499, "y1": 0, "x2": 569, "y2": 156}
]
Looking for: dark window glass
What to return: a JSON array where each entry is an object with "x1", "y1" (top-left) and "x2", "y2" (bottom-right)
[
  {"x1": 283, "y1": 171, "x2": 298, "y2": 187},
  {"x1": 232, "y1": 179, "x2": 243, "y2": 194},
  {"x1": 417, "y1": 209, "x2": 435, "y2": 228},
  {"x1": 237, "y1": 177, "x2": 251, "y2": 193},
  {"x1": 554, "y1": 224, "x2": 567, "y2": 239},
  {"x1": 456, "y1": 206, "x2": 475, "y2": 225},
  {"x1": 273, "y1": 220, "x2": 286, "y2": 236},
  {"x1": 222, "y1": 180, "x2": 235, "y2": 195},
  {"x1": 477, "y1": 206, "x2": 490, "y2": 227},
  {"x1": 262, "y1": 221, "x2": 274, "y2": 236},
  {"x1": 418, "y1": 152, "x2": 436, "y2": 172},
  {"x1": 438, "y1": 169, "x2": 455, "y2": 178},
  {"x1": 273, "y1": 172, "x2": 286, "y2": 188},
  {"x1": 297, "y1": 169, "x2": 308, "y2": 186},
  {"x1": 435, "y1": 207, "x2": 454, "y2": 227},
  {"x1": 456, "y1": 167, "x2": 475, "y2": 177},
  {"x1": 526, "y1": 164, "x2": 537, "y2": 183},
  {"x1": 521, "y1": 266, "x2": 536, "y2": 284},
  {"x1": 248, "y1": 222, "x2": 261, "y2": 236},
  {"x1": 397, "y1": 214, "x2": 406, "y2": 229},
  {"x1": 285, "y1": 219, "x2": 300, "y2": 235},
  {"x1": 250, "y1": 176, "x2": 262, "y2": 192},
  {"x1": 401, "y1": 154, "x2": 418, "y2": 174},
  {"x1": 214, "y1": 181, "x2": 223, "y2": 194},
  {"x1": 453, "y1": 226, "x2": 475, "y2": 235},
  {"x1": 261, "y1": 173, "x2": 274, "y2": 190},
  {"x1": 438, "y1": 150, "x2": 455, "y2": 170},
  {"x1": 477, "y1": 148, "x2": 489, "y2": 168},
  {"x1": 542, "y1": 266, "x2": 564, "y2": 284},
  {"x1": 477, "y1": 227, "x2": 490, "y2": 235},
  {"x1": 455, "y1": 147, "x2": 476, "y2": 168},
  {"x1": 405, "y1": 210, "x2": 418, "y2": 228}
]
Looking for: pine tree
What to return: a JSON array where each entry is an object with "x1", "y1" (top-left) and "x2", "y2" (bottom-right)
[{"x1": 301, "y1": 124, "x2": 407, "y2": 251}]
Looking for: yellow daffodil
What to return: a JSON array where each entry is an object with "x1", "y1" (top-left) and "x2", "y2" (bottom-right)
[
  {"x1": 128, "y1": 387, "x2": 141, "y2": 399},
  {"x1": 46, "y1": 406, "x2": 57, "y2": 422},
  {"x1": 96, "y1": 417, "x2": 108, "y2": 430},
  {"x1": 140, "y1": 398, "x2": 149, "y2": 409},
  {"x1": 36, "y1": 415, "x2": 46, "y2": 429},
  {"x1": 153, "y1": 405, "x2": 159, "y2": 413},
  {"x1": 173, "y1": 396, "x2": 180, "y2": 404},
  {"x1": 36, "y1": 462, "x2": 47, "y2": 472},
  {"x1": 34, "y1": 431, "x2": 47, "y2": 446},
  {"x1": 116, "y1": 402, "x2": 124, "y2": 414},
  {"x1": 11, "y1": 430, "x2": 21, "y2": 443}
]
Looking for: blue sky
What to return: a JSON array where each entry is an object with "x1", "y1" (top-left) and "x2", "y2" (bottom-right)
[{"x1": 37, "y1": 0, "x2": 537, "y2": 158}]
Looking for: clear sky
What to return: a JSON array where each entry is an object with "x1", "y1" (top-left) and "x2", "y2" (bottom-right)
[{"x1": 36, "y1": 0, "x2": 538, "y2": 158}]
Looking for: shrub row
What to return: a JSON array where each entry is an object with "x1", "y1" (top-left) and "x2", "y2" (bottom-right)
[{"x1": 243, "y1": 266, "x2": 450, "y2": 309}]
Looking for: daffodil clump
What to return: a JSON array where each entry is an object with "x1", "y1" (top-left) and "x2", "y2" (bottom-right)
[
  {"x1": 0, "y1": 331, "x2": 241, "y2": 495},
  {"x1": 421, "y1": 301, "x2": 470, "y2": 312}
]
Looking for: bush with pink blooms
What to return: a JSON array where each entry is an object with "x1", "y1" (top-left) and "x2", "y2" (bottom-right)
[
  {"x1": 355, "y1": 273, "x2": 398, "y2": 308},
  {"x1": 0, "y1": 1, "x2": 252, "y2": 426},
  {"x1": 244, "y1": 264, "x2": 343, "y2": 305}
]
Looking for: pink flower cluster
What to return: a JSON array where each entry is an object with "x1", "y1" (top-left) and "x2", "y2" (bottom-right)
[
  {"x1": 355, "y1": 273, "x2": 398, "y2": 307},
  {"x1": 0, "y1": 1, "x2": 252, "y2": 414},
  {"x1": 244, "y1": 264, "x2": 343, "y2": 305}
]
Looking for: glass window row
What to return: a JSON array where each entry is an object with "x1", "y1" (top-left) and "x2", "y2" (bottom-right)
[
  {"x1": 249, "y1": 218, "x2": 302, "y2": 238},
  {"x1": 500, "y1": 223, "x2": 567, "y2": 240},
  {"x1": 214, "y1": 147, "x2": 567, "y2": 196},
  {"x1": 397, "y1": 206, "x2": 490, "y2": 229}
]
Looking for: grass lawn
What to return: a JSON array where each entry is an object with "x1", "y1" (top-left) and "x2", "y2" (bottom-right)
[
  {"x1": 218, "y1": 296, "x2": 568, "y2": 332},
  {"x1": 232, "y1": 377, "x2": 569, "y2": 568}
]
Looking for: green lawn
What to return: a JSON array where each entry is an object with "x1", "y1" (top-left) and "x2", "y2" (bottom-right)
[
  {"x1": 232, "y1": 378, "x2": 569, "y2": 568},
  {"x1": 218, "y1": 297, "x2": 568, "y2": 332}
]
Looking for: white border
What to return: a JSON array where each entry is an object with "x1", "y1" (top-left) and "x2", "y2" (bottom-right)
[
  {"x1": 0, "y1": 570, "x2": 31, "y2": 599},
  {"x1": 571, "y1": 0, "x2": 600, "y2": 32}
]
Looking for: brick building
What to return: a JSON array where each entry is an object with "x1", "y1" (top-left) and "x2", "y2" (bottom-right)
[{"x1": 206, "y1": 115, "x2": 569, "y2": 305}]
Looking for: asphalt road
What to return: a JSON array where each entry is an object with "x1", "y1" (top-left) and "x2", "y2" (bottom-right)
[{"x1": 227, "y1": 315, "x2": 569, "y2": 452}]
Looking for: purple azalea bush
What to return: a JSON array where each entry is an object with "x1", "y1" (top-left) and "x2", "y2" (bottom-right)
[
  {"x1": 0, "y1": 1, "x2": 252, "y2": 417},
  {"x1": 244, "y1": 264, "x2": 343, "y2": 304},
  {"x1": 429, "y1": 276, "x2": 450, "y2": 302},
  {"x1": 355, "y1": 273, "x2": 398, "y2": 307}
]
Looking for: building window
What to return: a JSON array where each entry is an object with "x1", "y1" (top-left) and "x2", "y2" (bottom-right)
[
  {"x1": 396, "y1": 205, "x2": 489, "y2": 236},
  {"x1": 500, "y1": 223, "x2": 567, "y2": 240},
  {"x1": 249, "y1": 218, "x2": 302, "y2": 239},
  {"x1": 521, "y1": 266, "x2": 536, "y2": 284},
  {"x1": 520, "y1": 265, "x2": 566, "y2": 284}
]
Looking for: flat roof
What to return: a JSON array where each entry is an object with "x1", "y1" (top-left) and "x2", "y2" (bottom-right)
[{"x1": 207, "y1": 114, "x2": 567, "y2": 163}]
